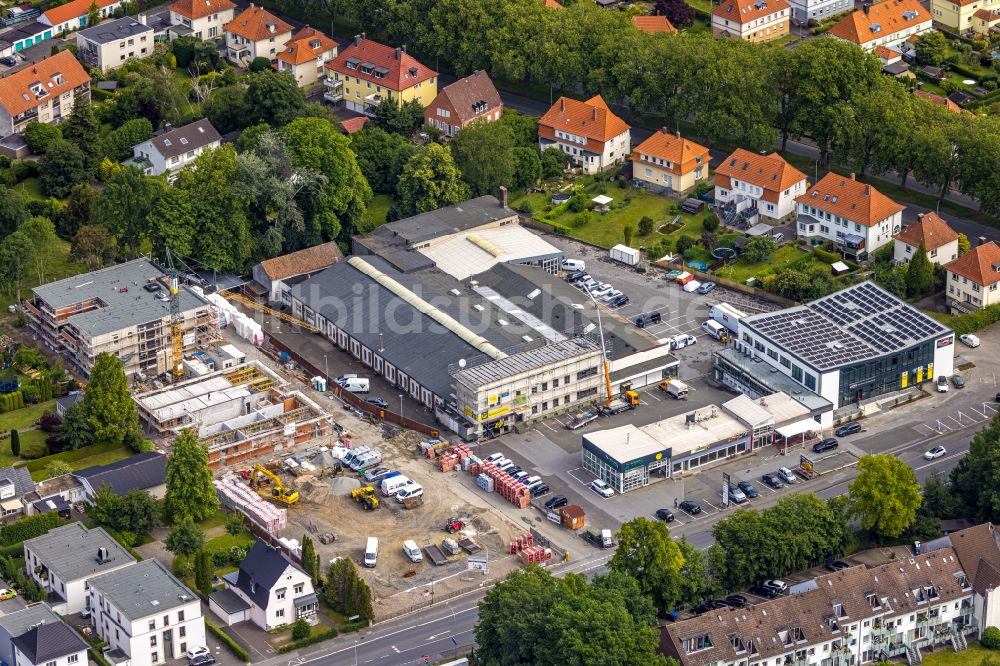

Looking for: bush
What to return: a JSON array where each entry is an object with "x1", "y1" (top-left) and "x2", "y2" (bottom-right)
[
  {"x1": 248, "y1": 56, "x2": 272, "y2": 73},
  {"x1": 0, "y1": 511, "x2": 62, "y2": 546},
  {"x1": 24, "y1": 123, "x2": 63, "y2": 154},
  {"x1": 205, "y1": 620, "x2": 250, "y2": 661},
  {"x1": 983, "y1": 626, "x2": 1000, "y2": 649},
  {"x1": 638, "y1": 216, "x2": 654, "y2": 236},
  {"x1": 702, "y1": 213, "x2": 720, "y2": 233},
  {"x1": 933, "y1": 303, "x2": 1000, "y2": 335},
  {"x1": 277, "y1": 627, "x2": 338, "y2": 653},
  {"x1": 172, "y1": 554, "x2": 193, "y2": 578},
  {"x1": 291, "y1": 619, "x2": 311, "y2": 641}
]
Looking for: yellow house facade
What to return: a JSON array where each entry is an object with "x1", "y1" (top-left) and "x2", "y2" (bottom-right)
[
  {"x1": 931, "y1": 0, "x2": 1000, "y2": 31},
  {"x1": 324, "y1": 35, "x2": 437, "y2": 115}
]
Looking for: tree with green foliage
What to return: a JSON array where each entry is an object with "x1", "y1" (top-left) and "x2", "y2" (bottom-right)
[
  {"x1": 675, "y1": 235, "x2": 695, "y2": 258},
  {"x1": 60, "y1": 183, "x2": 96, "y2": 239},
  {"x1": 92, "y1": 166, "x2": 166, "y2": 259},
  {"x1": 163, "y1": 429, "x2": 218, "y2": 524},
  {"x1": 101, "y1": 118, "x2": 154, "y2": 162},
  {"x1": 300, "y1": 535, "x2": 319, "y2": 586},
  {"x1": 921, "y1": 472, "x2": 961, "y2": 520},
  {"x1": 0, "y1": 230, "x2": 34, "y2": 305},
  {"x1": 43, "y1": 460, "x2": 73, "y2": 480},
  {"x1": 958, "y1": 233, "x2": 971, "y2": 255},
  {"x1": 86, "y1": 0, "x2": 100, "y2": 27},
  {"x1": 70, "y1": 224, "x2": 115, "y2": 271},
  {"x1": 87, "y1": 483, "x2": 119, "y2": 527},
  {"x1": 9, "y1": 430, "x2": 18, "y2": 457},
  {"x1": 24, "y1": 123, "x2": 62, "y2": 154},
  {"x1": 82, "y1": 353, "x2": 138, "y2": 447},
  {"x1": 833, "y1": 77, "x2": 913, "y2": 177},
  {"x1": 148, "y1": 187, "x2": 197, "y2": 260},
  {"x1": 848, "y1": 454, "x2": 922, "y2": 540},
  {"x1": 0, "y1": 186, "x2": 29, "y2": 238},
  {"x1": 741, "y1": 235, "x2": 777, "y2": 263},
  {"x1": 452, "y1": 119, "x2": 516, "y2": 197},
  {"x1": 915, "y1": 30, "x2": 948, "y2": 66},
  {"x1": 325, "y1": 557, "x2": 368, "y2": 615},
  {"x1": 39, "y1": 140, "x2": 91, "y2": 198},
  {"x1": 244, "y1": 71, "x2": 305, "y2": 127},
  {"x1": 638, "y1": 216, "x2": 654, "y2": 236},
  {"x1": 116, "y1": 489, "x2": 158, "y2": 536},
  {"x1": 165, "y1": 516, "x2": 204, "y2": 557},
  {"x1": 291, "y1": 618, "x2": 310, "y2": 640},
  {"x1": 951, "y1": 410, "x2": 1000, "y2": 523},
  {"x1": 512, "y1": 147, "x2": 542, "y2": 190},
  {"x1": 63, "y1": 96, "x2": 100, "y2": 162},
  {"x1": 608, "y1": 517, "x2": 686, "y2": 611},
  {"x1": 248, "y1": 56, "x2": 272, "y2": 73},
  {"x1": 56, "y1": 402, "x2": 94, "y2": 451},
  {"x1": 905, "y1": 240, "x2": 934, "y2": 297},
  {"x1": 194, "y1": 550, "x2": 213, "y2": 596},
  {"x1": 372, "y1": 99, "x2": 425, "y2": 137},
  {"x1": 540, "y1": 147, "x2": 569, "y2": 180},
  {"x1": 349, "y1": 127, "x2": 416, "y2": 194},
  {"x1": 224, "y1": 512, "x2": 246, "y2": 536},
  {"x1": 19, "y1": 216, "x2": 60, "y2": 286},
  {"x1": 623, "y1": 224, "x2": 635, "y2": 247},
  {"x1": 202, "y1": 86, "x2": 248, "y2": 134},
  {"x1": 393, "y1": 143, "x2": 467, "y2": 220}
]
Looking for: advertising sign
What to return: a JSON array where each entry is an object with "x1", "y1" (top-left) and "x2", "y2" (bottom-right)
[{"x1": 722, "y1": 472, "x2": 731, "y2": 508}]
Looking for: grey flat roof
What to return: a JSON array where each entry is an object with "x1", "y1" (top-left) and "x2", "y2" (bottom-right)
[
  {"x1": 364, "y1": 195, "x2": 514, "y2": 247},
  {"x1": 24, "y1": 523, "x2": 135, "y2": 582},
  {"x1": 453, "y1": 337, "x2": 601, "y2": 387},
  {"x1": 741, "y1": 281, "x2": 950, "y2": 371},
  {"x1": 0, "y1": 604, "x2": 61, "y2": 638},
  {"x1": 716, "y1": 347, "x2": 833, "y2": 413},
  {"x1": 77, "y1": 17, "x2": 152, "y2": 44},
  {"x1": 31, "y1": 258, "x2": 208, "y2": 338},
  {"x1": 209, "y1": 588, "x2": 251, "y2": 615},
  {"x1": 89, "y1": 559, "x2": 197, "y2": 621}
]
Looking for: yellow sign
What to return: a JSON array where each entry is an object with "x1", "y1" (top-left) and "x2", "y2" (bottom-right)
[
  {"x1": 655, "y1": 453, "x2": 663, "y2": 460},
  {"x1": 488, "y1": 395, "x2": 499, "y2": 406},
  {"x1": 487, "y1": 406, "x2": 510, "y2": 419},
  {"x1": 916, "y1": 366, "x2": 923, "y2": 383},
  {"x1": 901, "y1": 371, "x2": 908, "y2": 389},
  {"x1": 928, "y1": 363, "x2": 933, "y2": 381},
  {"x1": 463, "y1": 406, "x2": 475, "y2": 419}
]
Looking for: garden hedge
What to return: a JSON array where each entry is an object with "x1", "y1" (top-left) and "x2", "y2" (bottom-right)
[{"x1": 276, "y1": 627, "x2": 339, "y2": 653}]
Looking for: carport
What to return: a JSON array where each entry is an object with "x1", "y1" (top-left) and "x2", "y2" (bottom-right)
[{"x1": 774, "y1": 419, "x2": 819, "y2": 450}]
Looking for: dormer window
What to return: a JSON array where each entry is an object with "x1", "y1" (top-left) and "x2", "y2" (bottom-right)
[
  {"x1": 682, "y1": 634, "x2": 712, "y2": 653},
  {"x1": 866, "y1": 593, "x2": 880, "y2": 610},
  {"x1": 728, "y1": 634, "x2": 745, "y2": 654},
  {"x1": 956, "y1": 573, "x2": 970, "y2": 589},
  {"x1": 833, "y1": 602, "x2": 846, "y2": 618}
]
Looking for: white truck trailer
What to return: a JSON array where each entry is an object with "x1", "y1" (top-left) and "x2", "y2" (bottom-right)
[{"x1": 709, "y1": 303, "x2": 748, "y2": 334}]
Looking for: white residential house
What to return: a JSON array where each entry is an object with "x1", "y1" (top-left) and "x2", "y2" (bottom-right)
[
  {"x1": 213, "y1": 540, "x2": 317, "y2": 630},
  {"x1": 224, "y1": 4, "x2": 293, "y2": 66},
  {"x1": 75, "y1": 18, "x2": 154, "y2": 72},
  {"x1": 23, "y1": 523, "x2": 136, "y2": 615},
  {"x1": 713, "y1": 148, "x2": 808, "y2": 222},
  {"x1": 0, "y1": 605, "x2": 88, "y2": 666},
  {"x1": 89, "y1": 559, "x2": 205, "y2": 666},
  {"x1": 538, "y1": 95, "x2": 631, "y2": 175},
  {"x1": 127, "y1": 118, "x2": 221, "y2": 179},
  {"x1": 795, "y1": 172, "x2": 904, "y2": 261},
  {"x1": 893, "y1": 212, "x2": 960, "y2": 266},
  {"x1": 167, "y1": 0, "x2": 236, "y2": 41},
  {"x1": 944, "y1": 240, "x2": 1000, "y2": 314},
  {"x1": 275, "y1": 27, "x2": 338, "y2": 87}
]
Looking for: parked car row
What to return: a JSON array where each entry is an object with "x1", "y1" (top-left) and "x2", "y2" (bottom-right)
[
  {"x1": 483, "y1": 452, "x2": 550, "y2": 498},
  {"x1": 564, "y1": 266, "x2": 630, "y2": 309}
]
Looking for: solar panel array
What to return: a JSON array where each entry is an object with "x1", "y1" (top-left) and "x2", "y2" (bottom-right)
[{"x1": 745, "y1": 282, "x2": 949, "y2": 370}]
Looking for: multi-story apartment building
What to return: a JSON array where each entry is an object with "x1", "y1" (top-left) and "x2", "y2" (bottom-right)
[
  {"x1": 944, "y1": 240, "x2": 1000, "y2": 313},
  {"x1": 662, "y1": 523, "x2": 1000, "y2": 666},
  {"x1": 76, "y1": 18, "x2": 154, "y2": 72},
  {"x1": 712, "y1": 0, "x2": 792, "y2": 42},
  {"x1": 538, "y1": 95, "x2": 631, "y2": 174},
  {"x1": 795, "y1": 172, "x2": 904, "y2": 261},
  {"x1": 324, "y1": 35, "x2": 438, "y2": 115},
  {"x1": 40, "y1": 0, "x2": 126, "y2": 36},
  {"x1": 127, "y1": 118, "x2": 221, "y2": 179},
  {"x1": 224, "y1": 4, "x2": 292, "y2": 66},
  {"x1": 423, "y1": 70, "x2": 503, "y2": 138},
  {"x1": 630, "y1": 129, "x2": 710, "y2": 196},
  {"x1": 893, "y1": 212, "x2": 960, "y2": 267},
  {"x1": 275, "y1": 27, "x2": 337, "y2": 87},
  {"x1": 829, "y1": 0, "x2": 933, "y2": 52},
  {"x1": 0, "y1": 51, "x2": 91, "y2": 138},
  {"x1": 24, "y1": 523, "x2": 136, "y2": 615},
  {"x1": 89, "y1": 560, "x2": 205, "y2": 666},
  {"x1": 24, "y1": 258, "x2": 212, "y2": 378},
  {"x1": 167, "y1": 0, "x2": 235, "y2": 40},
  {"x1": 714, "y1": 148, "x2": 807, "y2": 222},
  {"x1": 785, "y1": 0, "x2": 851, "y2": 24},
  {"x1": 931, "y1": 0, "x2": 1000, "y2": 31}
]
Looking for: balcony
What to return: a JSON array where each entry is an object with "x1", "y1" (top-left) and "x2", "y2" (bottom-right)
[
  {"x1": 79, "y1": 49, "x2": 99, "y2": 67},
  {"x1": 363, "y1": 92, "x2": 383, "y2": 116},
  {"x1": 322, "y1": 78, "x2": 343, "y2": 103}
]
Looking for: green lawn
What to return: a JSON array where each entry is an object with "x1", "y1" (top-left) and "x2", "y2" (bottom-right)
[
  {"x1": 198, "y1": 511, "x2": 227, "y2": 531},
  {"x1": 921, "y1": 643, "x2": 995, "y2": 665},
  {"x1": 204, "y1": 532, "x2": 255, "y2": 553},
  {"x1": 0, "y1": 400, "x2": 54, "y2": 432},
  {"x1": 362, "y1": 193, "x2": 392, "y2": 231},
  {"x1": 514, "y1": 178, "x2": 714, "y2": 253},
  {"x1": 12, "y1": 178, "x2": 44, "y2": 202},
  {"x1": 715, "y1": 245, "x2": 814, "y2": 282}
]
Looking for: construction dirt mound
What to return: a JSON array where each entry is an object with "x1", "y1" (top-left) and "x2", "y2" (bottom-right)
[{"x1": 329, "y1": 476, "x2": 361, "y2": 496}]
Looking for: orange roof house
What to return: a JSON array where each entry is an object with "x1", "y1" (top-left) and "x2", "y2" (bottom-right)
[
  {"x1": 913, "y1": 88, "x2": 963, "y2": 113},
  {"x1": 168, "y1": 0, "x2": 236, "y2": 20},
  {"x1": 538, "y1": 95, "x2": 631, "y2": 174},
  {"x1": 631, "y1": 15, "x2": 678, "y2": 34},
  {"x1": 0, "y1": 50, "x2": 91, "y2": 137},
  {"x1": 225, "y1": 4, "x2": 292, "y2": 42},
  {"x1": 893, "y1": 212, "x2": 959, "y2": 250},
  {"x1": 631, "y1": 129, "x2": 709, "y2": 195},
  {"x1": 795, "y1": 173, "x2": 904, "y2": 228},
  {"x1": 42, "y1": 0, "x2": 123, "y2": 31},
  {"x1": 946, "y1": 241, "x2": 1000, "y2": 286},
  {"x1": 711, "y1": 0, "x2": 791, "y2": 43},
  {"x1": 543, "y1": 0, "x2": 565, "y2": 8},
  {"x1": 326, "y1": 36, "x2": 437, "y2": 94},
  {"x1": 828, "y1": 0, "x2": 932, "y2": 50},
  {"x1": 714, "y1": 148, "x2": 807, "y2": 220},
  {"x1": 276, "y1": 27, "x2": 337, "y2": 86}
]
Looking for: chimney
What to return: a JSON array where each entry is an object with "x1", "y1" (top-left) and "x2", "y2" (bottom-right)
[
  {"x1": 394, "y1": 47, "x2": 401, "y2": 60},
  {"x1": 863, "y1": 2, "x2": 870, "y2": 14},
  {"x1": 661, "y1": 126, "x2": 669, "y2": 135},
  {"x1": 353, "y1": 34, "x2": 361, "y2": 46},
  {"x1": 850, "y1": 173, "x2": 855, "y2": 180},
  {"x1": 560, "y1": 98, "x2": 565, "y2": 112},
  {"x1": 917, "y1": 212, "x2": 924, "y2": 220},
  {"x1": 592, "y1": 107, "x2": 597, "y2": 120},
  {"x1": 499, "y1": 186, "x2": 508, "y2": 208},
  {"x1": 401, "y1": 45, "x2": 406, "y2": 52},
  {"x1": 978, "y1": 235, "x2": 987, "y2": 246},
  {"x1": 865, "y1": 184, "x2": 871, "y2": 195},
  {"x1": 676, "y1": 130, "x2": 681, "y2": 139}
]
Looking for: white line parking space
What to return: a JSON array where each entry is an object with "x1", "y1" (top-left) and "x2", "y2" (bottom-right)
[{"x1": 565, "y1": 467, "x2": 591, "y2": 485}]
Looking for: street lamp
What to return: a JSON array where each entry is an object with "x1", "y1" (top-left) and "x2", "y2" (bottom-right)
[
  {"x1": 323, "y1": 355, "x2": 328, "y2": 383},
  {"x1": 399, "y1": 394, "x2": 404, "y2": 419}
]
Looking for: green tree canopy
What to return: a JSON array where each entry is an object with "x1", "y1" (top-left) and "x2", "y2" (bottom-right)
[
  {"x1": 24, "y1": 122, "x2": 63, "y2": 154},
  {"x1": 848, "y1": 454, "x2": 923, "y2": 540},
  {"x1": 244, "y1": 71, "x2": 305, "y2": 127},
  {"x1": 741, "y1": 235, "x2": 777, "y2": 263},
  {"x1": 452, "y1": 118, "x2": 517, "y2": 197},
  {"x1": 951, "y1": 410, "x2": 1000, "y2": 523},
  {"x1": 905, "y1": 240, "x2": 934, "y2": 297},
  {"x1": 39, "y1": 140, "x2": 91, "y2": 198},
  {"x1": 163, "y1": 429, "x2": 219, "y2": 524},
  {"x1": 349, "y1": 127, "x2": 418, "y2": 194},
  {"x1": 393, "y1": 143, "x2": 467, "y2": 220},
  {"x1": 165, "y1": 516, "x2": 205, "y2": 557},
  {"x1": 82, "y1": 352, "x2": 138, "y2": 447},
  {"x1": 92, "y1": 166, "x2": 166, "y2": 259}
]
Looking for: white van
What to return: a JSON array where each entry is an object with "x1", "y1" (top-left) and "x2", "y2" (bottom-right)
[
  {"x1": 364, "y1": 537, "x2": 378, "y2": 568},
  {"x1": 335, "y1": 373, "x2": 357, "y2": 385},
  {"x1": 701, "y1": 320, "x2": 726, "y2": 340},
  {"x1": 561, "y1": 259, "x2": 586, "y2": 272},
  {"x1": 340, "y1": 377, "x2": 370, "y2": 393},
  {"x1": 395, "y1": 484, "x2": 424, "y2": 503},
  {"x1": 351, "y1": 450, "x2": 382, "y2": 471},
  {"x1": 341, "y1": 446, "x2": 371, "y2": 468},
  {"x1": 381, "y1": 475, "x2": 414, "y2": 496},
  {"x1": 522, "y1": 475, "x2": 542, "y2": 488},
  {"x1": 402, "y1": 539, "x2": 423, "y2": 563}
]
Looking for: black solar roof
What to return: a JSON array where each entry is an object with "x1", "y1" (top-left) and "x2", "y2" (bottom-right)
[{"x1": 742, "y1": 281, "x2": 950, "y2": 371}]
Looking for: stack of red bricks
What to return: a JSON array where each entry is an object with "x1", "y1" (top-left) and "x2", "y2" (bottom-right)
[
  {"x1": 438, "y1": 444, "x2": 474, "y2": 471},
  {"x1": 478, "y1": 462, "x2": 530, "y2": 508},
  {"x1": 517, "y1": 546, "x2": 553, "y2": 565},
  {"x1": 509, "y1": 532, "x2": 534, "y2": 554}
]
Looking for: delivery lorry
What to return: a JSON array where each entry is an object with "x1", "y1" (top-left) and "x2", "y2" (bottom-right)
[
  {"x1": 610, "y1": 244, "x2": 641, "y2": 267},
  {"x1": 600, "y1": 391, "x2": 640, "y2": 416},
  {"x1": 710, "y1": 303, "x2": 747, "y2": 335},
  {"x1": 658, "y1": 378, "x2": 689, "y2": 399},
  {"x1": 584, "y1": 528, "x2": 615, "y2": 549}
]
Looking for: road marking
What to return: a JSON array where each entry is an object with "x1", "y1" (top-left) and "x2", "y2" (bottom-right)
[
  {"x1": 701, "y1": 498, "x2": 720, "y2": 511},
  {"x1": 914, "y1": 451, "x2": 964, "y2": 471},
  {"x1": 566, "y1": 468, "x2": 590, "y2": 485},
  {"x1": 391, "y1": 646, "x2": 399, "y2": 653}
]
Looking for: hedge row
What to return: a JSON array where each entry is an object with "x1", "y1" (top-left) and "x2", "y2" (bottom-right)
[
  {"x1": 205, "y1": 620, "x2": 250, "y2": 662},
  {"x1": 932, "y1": 304, "x2": 1000, "y2": 336},
  {"x1": 23, "y1": 441, "x2": 123, "y2": 473},
  {"x1": 0, "y1": 512, "x2": 62, "y2": 546},
  {"x1": 276, "y1": 627, "x2": 339, "y2": 654}
]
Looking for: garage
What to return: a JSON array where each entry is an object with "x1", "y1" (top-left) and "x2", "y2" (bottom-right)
[{"x1": 208, "y1": 589, "x2": 251, "y2": 626}]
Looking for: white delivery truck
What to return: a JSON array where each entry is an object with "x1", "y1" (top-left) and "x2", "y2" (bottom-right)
[
  {"x1": 702, "y1": 320, "x2": 727, "y2": 340},
  {"x1": 339, "y1": 377, "x2": 370, "y2": 393},
  {"x1": 710, "y1": 303, "x2": 748, "y2": 335},
  {"x1": 609, "y1": 244, "x2": 641, "y2": 267},
  {"x1": 381, "y1": 475, "x2": 414, "y2": 496},
  {"x1": 364, "y1": 537, "x2": 378, "y2": 567}
]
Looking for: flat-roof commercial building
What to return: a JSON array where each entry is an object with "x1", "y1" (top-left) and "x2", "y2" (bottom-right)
[
  {"x1": 24, "y1": 258, "x2": 213, "y2": 378},
  {"x1": 716, "y1": 281, "x2": 954, "y2": 426},
  {"x1": 134, "y1": 361, "x2": 331, "y2": 467},
  {"x1": 582, "y1": 392, "x2": 816, "y2": 492}
]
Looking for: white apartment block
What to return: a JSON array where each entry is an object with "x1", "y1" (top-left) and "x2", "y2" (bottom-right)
[{"x1": 76, "y1": 18, "x2": 153, "y2": 72}]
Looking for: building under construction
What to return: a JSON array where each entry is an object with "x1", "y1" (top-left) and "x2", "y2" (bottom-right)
[
  {"x1": 134, "y1": 361, "x2": 333, "y2": 468},
  {"x1": 24, "y1": 258, "x2": 213, "y2": 378}
]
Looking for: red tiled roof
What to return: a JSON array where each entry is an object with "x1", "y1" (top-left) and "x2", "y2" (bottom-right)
[
  {"x1": 538, "y1": 95, "x2": 630, "y2": 143},
  {"x1": 544, "y1": 0, "x2": 564, "y2": 8},
  {"x1": 0, "y1": 50, "x2": 90, "y2": 118},
  {"x1": 340, "y1": 116, "x2": 367, "y2": 134},
  {"x1": 893, "y1": 212, "x2": 959, "y2": 250},
  {"x1": 276, "y1": 27, "x2": 336, "y2": 66},
  {"x1": 631, "y1": 15, "x2": 678, "y2": 34},
  {"x1": 714, "y1": 148, "x2": 806, "y2": 194},
  {"x1": 948, "y1": 523, "x2": 1000, "y2": 594},
  {"x1": 427, "y1": 70, "x2": 502, "y2": 126},
  {"x1": 795, "y1": 172, "x2": 903, "y2": 227},
  {"x1": 713, "y1": 0, "x2": 790, "y2": 23},
  {"x1": 631, "y1": 129, "x2": 709, "y2": 175},
  {"x1": 44, "y1": 0, "x2": 118, "y2": 26},
  {"x1": 829, "y1": 0, "x2": 931, "y2": 45},
  {"x1": 945, "y1": 241, "x2": 1000, "y2": 286},
  {"x1": 914, "y1": 90, "x2": 959, "y2": 113},
  {"x1": 168, "y1": 0, "x2": 235, "y2": 21},
  {"x1": 873, "y1": 45, "x2": 902, "y2": 61},
  {"x1": 224, "y1": 4, "x2": 292, "y2": 43},
  {"x1": 974, "y1": 8, "x2": 1000, "y2": 20},
  {"x1": 259, "y1": 242, "x2": 343, "y2": 280},
  {"x1": 326, "y1": 37, "x2": 436, "y2": 93}
]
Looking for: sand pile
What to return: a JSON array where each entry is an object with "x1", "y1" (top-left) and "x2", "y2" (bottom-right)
[{"x1": 330, "y1": 476, "x2": 362, "y2": 496}]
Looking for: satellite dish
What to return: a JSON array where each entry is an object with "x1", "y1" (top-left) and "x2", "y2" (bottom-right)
[{"x1": 458, "y1": 359, "x2": 466, "y2": 368}]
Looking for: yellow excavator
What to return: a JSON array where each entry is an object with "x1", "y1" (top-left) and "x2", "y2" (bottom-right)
[
  {"x1": 351, "y1": 486, "x2": 379, "y2": 511},
  {"x1": 249, "y1": 464, "x2": 299, "y2": 505}
]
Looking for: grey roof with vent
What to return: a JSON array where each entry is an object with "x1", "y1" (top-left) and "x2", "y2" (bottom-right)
[
  {"x1": 148, "y1": 118, "x2": 221, "y2": 160},
  {"x1": 23, "y1": 523, "x2": 135, "y2": 583},
  {"x1": 233, "y1": 540, "x2": 300, "y2": 610},
  {"x1": 89, "y1": 559, "x2": 197, "y2": 621},
  {"x1": 741, "y1": 281, "x2": 951, "y2": 371},
  {"x1": 77, "y1": 17, "x2": 152, "y2": 44}
]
